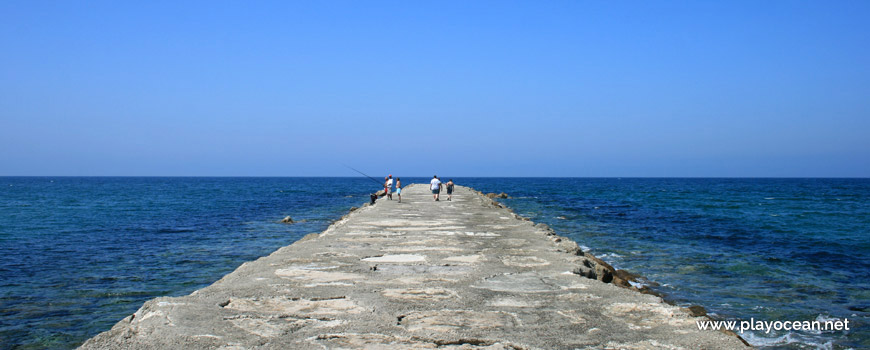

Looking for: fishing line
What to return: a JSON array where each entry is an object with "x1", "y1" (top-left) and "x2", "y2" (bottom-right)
[{"x1": 342, "y1": 164, "x2": 383, "y2": 185}]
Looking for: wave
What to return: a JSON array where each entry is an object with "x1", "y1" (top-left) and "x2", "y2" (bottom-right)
[{"x1": 741, "y1": 330, "x2": 833, "y2": 350}]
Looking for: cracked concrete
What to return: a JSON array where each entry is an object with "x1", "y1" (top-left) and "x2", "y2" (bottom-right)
[{"x1": 79, "y1": 184, "x2": 748, "y2": 349}]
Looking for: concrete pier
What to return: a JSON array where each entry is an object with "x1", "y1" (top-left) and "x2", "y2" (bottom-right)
[{"x1": 80, "y1": 184, "x2": 748, "y2": 349}]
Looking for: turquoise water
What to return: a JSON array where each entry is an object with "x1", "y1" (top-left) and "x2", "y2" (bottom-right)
[{"x1": 1, "y1": 177, "x2": 868, "y2": 349}]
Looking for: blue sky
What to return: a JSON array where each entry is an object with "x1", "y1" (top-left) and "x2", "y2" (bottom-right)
[{"x1": 1, "y1": 1, "x2": 868, "y2": 177}]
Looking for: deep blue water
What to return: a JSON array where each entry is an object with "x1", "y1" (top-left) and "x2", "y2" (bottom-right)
[
  {"x1": 461, "y1": 178, "x2": 870, "y2": 350},
  {"x1": 0, "y1": 177, "x2": 373, "y2": 349},
  {"x1": 1, "y1": 177, "x2": 868, "y2": 349}
]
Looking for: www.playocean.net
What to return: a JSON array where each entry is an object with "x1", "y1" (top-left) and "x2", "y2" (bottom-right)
[{"x1": 697, "y1": 318, "x2": 850, "y2": 334}]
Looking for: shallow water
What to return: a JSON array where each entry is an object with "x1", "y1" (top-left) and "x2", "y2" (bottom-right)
[{"x1": 1, "y1": 177, "x2": 867, "y2": 349}]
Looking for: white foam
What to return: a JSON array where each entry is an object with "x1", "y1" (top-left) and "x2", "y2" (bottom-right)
[
  {"x1": 741, "y1": 330, "x2": 833, "y2": 350},
  {"x1": 815, "y1": 314, "x2": 840, "y2": 323}
]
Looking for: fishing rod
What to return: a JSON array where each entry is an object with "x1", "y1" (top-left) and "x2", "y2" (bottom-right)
[{"x1": 343, "y1": 164, "x2": 384, "y2": 185}]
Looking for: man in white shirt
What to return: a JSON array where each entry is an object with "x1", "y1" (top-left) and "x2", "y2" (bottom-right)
[
  {"x1": 430, "y1": 175, "x2": 442, "y2": 201},
  {"x1": 386, "y1": 175, "x2": 394, "y2": 200}
]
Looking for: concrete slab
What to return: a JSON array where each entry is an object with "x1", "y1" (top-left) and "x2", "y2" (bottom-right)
[{"x1": 79, "y1": 184, "x2": 748, "y2": 350}]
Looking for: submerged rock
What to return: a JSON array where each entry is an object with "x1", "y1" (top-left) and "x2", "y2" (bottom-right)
[{"x1": 281, "y1": 216, "x2": 294, "y2": 224}]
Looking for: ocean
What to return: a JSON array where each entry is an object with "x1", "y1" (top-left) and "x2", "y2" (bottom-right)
[{"x1": 1, "y1": 177, "x2": 867, "y2": 349}]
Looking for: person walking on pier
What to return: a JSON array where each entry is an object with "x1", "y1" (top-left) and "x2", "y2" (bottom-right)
[
  {"x1": 395, "y1": 178, "x2": 402, "y2": 203},
  {"x1": 430, "y1": 175, "x2": 442, "y2": 201},
  {"x1": 446, "y1": 179, "x2": 454, "y2": 201}
]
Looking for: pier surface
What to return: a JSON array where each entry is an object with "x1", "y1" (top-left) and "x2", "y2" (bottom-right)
[{"x1": 81, "y1": 185, "x2": 747, "y2": 349}]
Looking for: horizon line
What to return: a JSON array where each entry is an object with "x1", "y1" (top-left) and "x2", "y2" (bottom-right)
[{"x1": 2, "y1": 175, "x2": 869, "y2": 179}]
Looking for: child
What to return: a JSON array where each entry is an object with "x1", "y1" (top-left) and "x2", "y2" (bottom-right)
[{"x1": 395, "y1": 178, "x2": 402, "y2": 203}]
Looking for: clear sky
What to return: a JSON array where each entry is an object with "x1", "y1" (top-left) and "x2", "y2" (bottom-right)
[{"x1": 1, "y1": 1, "x2": 868, "y2": 177}]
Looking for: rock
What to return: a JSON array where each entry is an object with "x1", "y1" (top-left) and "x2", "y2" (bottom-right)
[
  {"x1": 497, "y1": 192, "x2": 509, "y2": 198},
  {"x1": 349, "y1": 207, "x2": 359, "y2": 212},
  {"x1": 572, "y1": 254, "x2": 632, "y2": 287},
  {"x1": 687, "y1": 305, "x2": 707, "y2": 317},
  {"x1": 485, "y1": 192, "x2": 510, "y2": 199},
  {"x1": 615, "y1": 269, "x2": 639, "y2": 283},
  {"x1": 848, "y1": 305, "x2": 868, "y2": 312},
  {"x1": 573, "y1": 266, "x2": 596, "y2": 279},
  {"x1": 281, "y1": 216, "x2": 294, "y2": 224},
  {"x1": 553, "y1": 239, "x2": 581, "y2": 255}
]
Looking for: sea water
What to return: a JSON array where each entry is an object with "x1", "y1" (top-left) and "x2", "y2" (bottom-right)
[
  {"x1": 460, "y1": 178, "x2": 870, "y2": 349},
  {"x1": 0, "y1": 177, "x2": 372, "y2": 349},
  {"x1": 1, "y1": 177, "x2": 868, "y2": 349}
]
